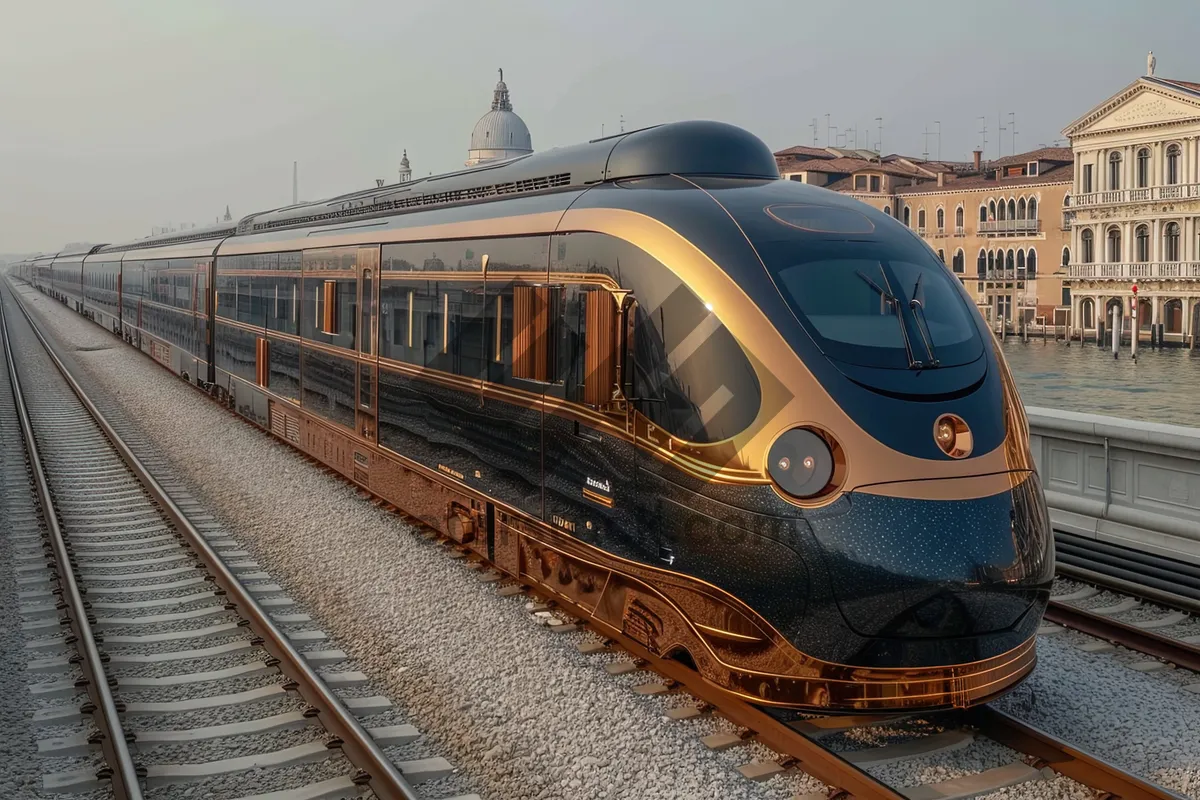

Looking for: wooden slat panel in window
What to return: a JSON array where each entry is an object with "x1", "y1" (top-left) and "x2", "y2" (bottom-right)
[
  {"x1": 513, "y1": 285, "x2": 552, "y2": 382},
  {"x1": 583, "y1": 290, "x2": 615, "y2": 407}
]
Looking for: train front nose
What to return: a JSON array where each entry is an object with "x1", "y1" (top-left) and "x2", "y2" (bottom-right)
[{"x1": 804, "y1": 471, "x2": 1055, "y2": 664}]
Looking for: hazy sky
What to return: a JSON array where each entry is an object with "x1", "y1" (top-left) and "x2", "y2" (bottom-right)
[{"x1": 2, "y1": 0, "x2": 1198, "y2": 254}]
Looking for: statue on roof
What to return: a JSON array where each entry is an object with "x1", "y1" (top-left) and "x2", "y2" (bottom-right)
[{"x1": 1148, "y1": 50, "x2": 1156, "y2": 77}]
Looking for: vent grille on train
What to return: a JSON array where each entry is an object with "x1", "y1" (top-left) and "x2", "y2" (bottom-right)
[{"x1": 247, "y1": 172, "x2": 572, "y2": 233}]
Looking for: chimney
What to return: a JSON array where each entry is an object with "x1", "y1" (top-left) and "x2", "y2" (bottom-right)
[
  {"x1": 937, "y1": 172, "x2": 944, "y2": 187},
  {"x1": 973, "y1": 150, "x2": 982, "y2": 171}
]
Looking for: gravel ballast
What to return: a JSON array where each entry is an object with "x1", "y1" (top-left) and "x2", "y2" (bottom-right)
[{"x1": 13, "y1": 281, "x2": 1200, "y2": 798}]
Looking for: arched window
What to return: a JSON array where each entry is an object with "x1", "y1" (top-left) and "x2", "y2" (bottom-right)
[
  {"x1": 953, "y1": 249, "x2": 965, "y2": 274},
  {"x1": 1106, "y1": 226, "x2": 1122, "y2": 263},
  {"x1": 1061, "y1": 246, "x2": 1070, "y2": 268},
  {"x1": 1165, "y1": 299, "x2": 1183, "y2": 334},
  {"x1": 1108, "y1": 151, "x2": 1122, "y2": 190},
  {"x1": 1028, "y1": 198, "x2": 1037, "y2": 219},
  {"x1": 956, "y1": 205, "x2": 964, "y2": 229},
  {"x1": 977, "y1": 250, "x2": 987, "y2": 276},
  {"x1": 936, "y1": 207, "x2": 945, "y2": 230},
  {"x1": 997, "y1": 199, "x2": 1007, "y2": 221},
  {"x1": 917, "y1": 208, "x2": 926, "y2": 230},
  {"x1": 903, "y1": 206, "x2": 911, "y2": 227},
  {"x1": 1007, "y1": 198, "x2": 1016, "y2": 220},
  {"x1": 988, "y1": 200, "x2": 997, "y2": 220},
  {"x1": 1017, "y1": 198, "x2": 1027, "y2": 220},
  {"x1": 1006, "y1": 249, "x2": 1015, "y2": 270},
  {"x1": 1135, "y1": 224, "x2": 1149, "y2": 263},
  {"x1": 1167, "y1": 144, "x2": 1181, "y2": 185},
  {"x1": 979, "y1": 205, "x2": 988, "y2": 223},
  {"x1": 1136, "y1": 148, "x2": 1151, "y2": 188},
  {"x1": 1081, "y1": 299, "x2": 1095, "y2": 329},
  {"x1": 1017, "y1": 250, "x2": 1026, "y2": 271},
  {"x1": 1081, "y1": 229, "x2": 1094, "y2": 263},
  {"x1": 937, "y1": 248, "x2": 945, "y2": 263},
  {"x1": 1027, "y1": 249, "x2": 1037, "y2": 276},
  {"x1": 987, "y1": 250, "x2": 995, "y2": 271},
  {"x1": 1165, "y1": 221, "x2": 1181, "y2": 261},
  {"x1": 884, "y1": 206, "x2": 892, "y2": 216}
]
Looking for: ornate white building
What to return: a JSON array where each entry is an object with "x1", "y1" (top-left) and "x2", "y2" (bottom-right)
[
  {"x1": 1063, "y1": 54, "x2": 1200, "y2": 342},
  {"x1": 466, "y1": 69, "x2": 533, "y2": 167}
]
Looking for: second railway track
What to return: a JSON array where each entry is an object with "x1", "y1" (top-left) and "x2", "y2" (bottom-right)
[{"x1": 1, "y1": 289, "x2": 476, "y2": 799}]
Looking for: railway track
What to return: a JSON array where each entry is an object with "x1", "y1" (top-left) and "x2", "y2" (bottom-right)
[
  {"x1": 7, "y1": 278, "x2": 1191, "y2": 800},
  {"x1": 0, "y1": 289, "x2": 476, "y2": 799}
]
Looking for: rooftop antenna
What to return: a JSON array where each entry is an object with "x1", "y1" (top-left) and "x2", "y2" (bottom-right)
[
  {"x1": 292, "y1": 161, "x2": 298, "y2": 205},
  {"x1": 830, "y1": 126, "x2": 838, "y2": 148},
  {"x1": 875, "y1": 117, "x2": 883, "y2": 163},
  {"x1": 977, "y1": 117, "x2": 988, "y2": 161},
  {"x1": 809, "y1": 118, "x2": 818, "y2": 147},
  {"x1": 619, "y1": 115, "x2": 625, "y2": 133},
  {"x1": 846, "y1": 125, "x2": 856, "y2": 149},
  {"x1": 997, "y1": 111, "x2": 1006, "y2": 158},
  {"x1": 601, "y1": 123, "x2": 605, "y2": 138},
  {"x1": 825, "y1": 113, "x2": 831, "y2": 146},
  {"x1": 935, "y1": 121, "x2": 941, "y2": 161},
  {"x1": 922, "y1": 126, "x2": 931, "y2": 160},
  {"x1": 1009, "y1": 112, "x2": 1018, "y2": 156}
]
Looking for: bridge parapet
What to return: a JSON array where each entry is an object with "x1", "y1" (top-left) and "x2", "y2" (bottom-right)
[{"x1": 1027, "y1": 407, "x2": 1200, "y2": 567}]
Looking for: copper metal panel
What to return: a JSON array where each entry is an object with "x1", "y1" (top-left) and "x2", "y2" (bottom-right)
[
  {"x1": 322, "y1": 280, "x2": 337, "y2": 334},
  {"x1": 583, "y1": 289, "x2": 616, "y2": 408},
  {"x1": 255, "y1": 337, "x2": 270, "y2": 388}
]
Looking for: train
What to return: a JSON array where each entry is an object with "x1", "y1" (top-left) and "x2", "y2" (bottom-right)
[{"x1": 12, "y1": 120, "x2": 1054, "y2": 712}]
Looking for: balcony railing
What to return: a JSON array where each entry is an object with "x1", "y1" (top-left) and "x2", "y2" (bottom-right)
[
  {"x1": 977, "y1": 219, "x2": 1041, "y2": 235},
  {"x1": 954, "y1": 225, "x2": 965, "y2": 236},
  {"x1": 979, "y1": 269, "x2": 1033, "y2": 282},
  {"x1": 1070, "y1": 184, "x2": 1200, "y2": 207},
  {"x1": 1066, "y1": 261, "x2": 1200, "y2": 280},
  {"x1": 917, "y1": 226, "x2": 926, "y2": 235}
]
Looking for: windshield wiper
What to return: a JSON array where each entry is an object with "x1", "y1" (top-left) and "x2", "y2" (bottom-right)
[
  {"x1": 855, "y1": 270, "x2": 923, "y2": 369},
  {"x1": 909, "y1": 274, "x2": 940, "y2": 368}
]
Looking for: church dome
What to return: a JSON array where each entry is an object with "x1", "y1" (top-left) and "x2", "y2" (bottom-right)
[{"x1": 467, "y1": 70, "x2": 533, "y2": 166}]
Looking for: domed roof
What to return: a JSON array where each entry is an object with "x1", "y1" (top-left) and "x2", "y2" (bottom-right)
[
  {"x1": 467, "y1": 69, "x2": 533, "y2": 163},
  {"x1": 470, "y1": 110, "x2": 532, "y2": 152}
]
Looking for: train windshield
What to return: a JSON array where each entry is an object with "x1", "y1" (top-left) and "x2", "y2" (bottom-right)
[
  {"x1": 770, "y1": 250, "x2": 982, "y2": 369},
  {"x1": 695, "y1": 180, "x2": 984, "y2": 370}
]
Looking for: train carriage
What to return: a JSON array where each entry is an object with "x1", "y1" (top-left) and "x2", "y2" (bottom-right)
[{"x1": 16, "y1": 120, "x2": 1054, "y2": 712}]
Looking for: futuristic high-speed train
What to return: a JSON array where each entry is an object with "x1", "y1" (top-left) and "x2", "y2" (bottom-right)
[{"x1": 15, "y1": 120, "x2": 1054, "y2": 711}]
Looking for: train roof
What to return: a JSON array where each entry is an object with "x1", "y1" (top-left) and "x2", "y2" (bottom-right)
[
  {"x1": 98, "y1": 223, "x2": 236, "y2": 255},
  {"x1": 53, "y1": 244, "x2": 109, "y2": 261},
  {"x1": 236, "y1": 120, "x2": 779, "y2": 236}
]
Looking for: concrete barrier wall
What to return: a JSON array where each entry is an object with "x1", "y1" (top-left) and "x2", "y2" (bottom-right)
[{"x1": 1027, "y1": 406, "x2": 1200, "y2": 567}]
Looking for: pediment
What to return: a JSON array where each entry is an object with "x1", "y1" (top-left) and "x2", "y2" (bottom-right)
[{"x1": 1067, "y1": 81, "x2": 1200, "y2": 136}]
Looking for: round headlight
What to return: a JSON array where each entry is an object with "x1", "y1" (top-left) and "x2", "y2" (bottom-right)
[
  {"x1": 933, "y1": 414, "x2": 972, "y2": 458},
  {"x1": 768, "y1": 428, "x2": 834, "y2": 498}
]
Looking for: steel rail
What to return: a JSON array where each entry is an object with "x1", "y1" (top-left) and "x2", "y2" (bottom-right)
[
  {"x1": 1056, "y1": 560, "x2": 1200, "y2": 616},
  {"x1": 7, "y1": 286, "x2": 423, "y2": 800},
  {"x1": 1043, "y1": 600, "x2": 1200, "y2": 672},
  {"x1": 0, "y1": 294, "x2": 144, "y2": 798},
  {"x1": 969, "y1": 706, "x2": 1187, "y2": 800}
]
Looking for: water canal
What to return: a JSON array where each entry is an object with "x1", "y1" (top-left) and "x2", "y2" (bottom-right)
[{"x1": 1001, "y1": 336, "x2": 1200, "y2": 428}]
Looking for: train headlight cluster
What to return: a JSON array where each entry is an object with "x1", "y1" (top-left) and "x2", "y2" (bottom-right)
[
  {"x1": 933, "y1": 414, "x2": 972, "y2": 458},
  {"x1": 767, "y1": 428, "x2": 834, "y2": 498}
]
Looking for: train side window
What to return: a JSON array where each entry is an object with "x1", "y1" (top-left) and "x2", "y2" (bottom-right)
[{"x1": 556, "y1": 231, "x2": 760, "y2": 444}]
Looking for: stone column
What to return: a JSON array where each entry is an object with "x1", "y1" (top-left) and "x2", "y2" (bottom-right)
[{"x1": 1152, "y1": 218, "x2": 1162, "y2": 263}]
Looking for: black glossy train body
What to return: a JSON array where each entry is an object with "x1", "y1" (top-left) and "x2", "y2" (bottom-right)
[{"x1": 15, "y1": 121, "x2": 1054, "y2": 711}]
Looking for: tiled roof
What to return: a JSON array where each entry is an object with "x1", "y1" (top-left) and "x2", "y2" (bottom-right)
[
  {"x1": 988, "y1": 147, "x2": 1073, "y2": 170},
  {"x1": 892, "y1": 163, "x2": 1073, "y2": 195},
  {"x1": 774, "y1": 145, "x2": 838, "y2": 159}
]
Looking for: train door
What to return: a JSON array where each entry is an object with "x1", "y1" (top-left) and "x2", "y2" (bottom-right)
[{"x1": 356, "y1": 247, "x2": 379, "y2": 442}]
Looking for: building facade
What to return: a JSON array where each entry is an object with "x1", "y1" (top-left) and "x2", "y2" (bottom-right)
[
  {"x1": 1063, "y1": 62, "x2": 1200, "y2": 343},
  {"x1": 775, "y1": 146, "x2": 1072, "y2": 325}
]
